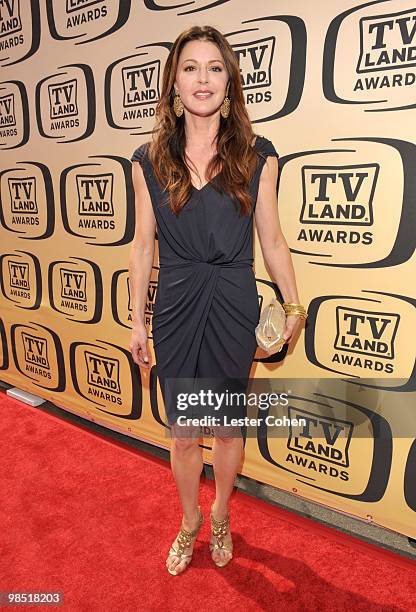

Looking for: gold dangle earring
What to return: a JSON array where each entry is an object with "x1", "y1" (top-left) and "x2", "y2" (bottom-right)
[
  {"x1": 173, "y1": 89, "x2": 184, "y2": 117},
  {"x1": 220, "y1": 85, "x2": 230, "y2": 119}
]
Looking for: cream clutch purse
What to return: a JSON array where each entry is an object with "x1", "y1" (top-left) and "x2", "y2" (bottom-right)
[{"x1": 255, "y1": 298, "x2": 286, "y2": 353}]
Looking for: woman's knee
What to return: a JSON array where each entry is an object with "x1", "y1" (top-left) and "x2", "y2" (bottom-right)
[
  {"x1": 212, "y1": 425, "x2": 244, "y2": 443},
  {"x1": 170, "y1": 422, "x2": 201, "y2": 450}
]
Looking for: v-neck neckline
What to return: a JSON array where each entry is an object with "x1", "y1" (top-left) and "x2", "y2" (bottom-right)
[
  {"x1": 189, "y1": 136, "x2": 260, "y2": 193},
  {"x1": 191, "y1": 173, "x2": 221, "y2": 193}
]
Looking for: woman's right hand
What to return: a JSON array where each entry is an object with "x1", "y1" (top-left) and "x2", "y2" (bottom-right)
[{"x1": 129, "y1": 323, "x2": 151, "y2": 369}]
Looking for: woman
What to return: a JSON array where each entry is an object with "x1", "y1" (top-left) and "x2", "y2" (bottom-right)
[{"x1": 129, "y1": 25, "x2": 307, "y2": 575}]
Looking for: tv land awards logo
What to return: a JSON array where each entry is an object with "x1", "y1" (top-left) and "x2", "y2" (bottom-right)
[
  {"x1": 48, "y1": 258, "x2": 103, "y2": 322},
  {"x1": 105, "y1": 48, "x2": 167, "y2": 131},
  {"x1": 0, "y1": 250, "x2": 41, "y2": 309},
  {"x1": 9, "y1": 175, "x2": 39, "y2": 224},
  {"x1": 10, "y1": 322, "x2": 66, "y2": 391},
  {"x1": 76, "y1": 171, "x2": 114, "y2": 225},
  {"x1": 69, "y1": 340, "x2": 142, "y2": 417},
  {"x1": 60, "y1": 157, "x2": 134, "y2": 245},
  {"x1": 0, "y1": 91, "x2": 16, "y2": 131},
  {"x1": 0, "y1": 0, "x2": 40, "y2": 66},
  {"x1": 85, "y1": 350, "x2": 121, "y2": 395},
  {"x1": 23, "y1": 331, "x2": 50, "y2": 370},
  {"x1": 111, "y1": 266, "x2": 159, "y2": 334},
  {"x1": 35, "y1": 66, "x2": 95, "y2": 142},
  {"x1": 233, "y1": 36, "x2": 274, "y2": 102},
  {"x1": 324, "y1": 3, "x2": 416, "y2": 111},
  {"x1": 228, "y1": 17, "x2": 306, "y2": 121},
  {"x1": 286, "y1": 407, "x2": 353, "y2": 481},
  {"x1": 257, "y1": 390, "x2": 393, "y2": 501},
  {"x1": 334, "y1": 306, "x2": 398, "y2": 364},
  {"x1": 8, "y1": 260, "x2": 30, "y2": 291},
  {"x1": 281, "y1": 137, "x2": 416, "y2": 268},
  {"x1": 49, "y1": 78, "x2": 79, "y2": 125},
  {"x1": 305, "y1": 291, "x2": 416, "y2": 387},
  {"x1": 0, "y1": 0, "x2": 23, "y2": 45},
  {"x1": 46, "y1": 0, "x2": 130, "y2": 43},
  {"x1": 357, "y1": 7, "x2": 416, "y2": 84},
  {"x1": 0, "y1": 83, "x2": 29, "y2": 147},
  {"x1": 298, "y1": 163, "x2": 376, "y2": 242},
  {"x1": 0, "y1": 163, "x2": 55, "y2": 238},
  {"x1": 122, "y1": 60, "x2": 160, "y2": 113}
]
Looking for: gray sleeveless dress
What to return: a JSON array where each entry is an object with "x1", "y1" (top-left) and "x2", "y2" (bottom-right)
[{"x1": 131, "y1": 135, "x2": 279, "y2": 426}]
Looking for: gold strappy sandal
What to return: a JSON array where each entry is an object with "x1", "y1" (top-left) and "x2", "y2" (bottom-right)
[
  {"x1": 209, "y1": 504, "x2": 233, "y2": 567},
  {"x1": 166, "y1": 506, "x2": 204, "y2": 576}
]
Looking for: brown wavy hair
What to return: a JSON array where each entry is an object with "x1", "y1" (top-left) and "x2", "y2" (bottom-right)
[{"x1": 147, "y1": 25, "x2": 260, "y2": 217}]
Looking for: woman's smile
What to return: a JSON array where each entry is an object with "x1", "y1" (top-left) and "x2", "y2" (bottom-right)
[{"x1": 194, "y1": 92, "x2": 213, "y2": 100}]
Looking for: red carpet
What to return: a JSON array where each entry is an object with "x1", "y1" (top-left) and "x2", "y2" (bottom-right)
[{"x1": 1, "y1": 391, "x2": 415, "y2": 611}]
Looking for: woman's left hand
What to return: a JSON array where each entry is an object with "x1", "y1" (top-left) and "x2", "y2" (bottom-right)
[{"x1": 282, "y1": 315, "x2": 303, "y2": 345}]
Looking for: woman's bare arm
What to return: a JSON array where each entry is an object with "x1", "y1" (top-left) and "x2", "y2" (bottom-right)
[
  {"x1": 128, "y1": 160, "x2": 156, "y2": 367},
  {"x1": 254, "y1": 157, "x2": 303, "y2": 344},
  {"x1": 254, "y1": 157, "x2": 299, "y2": 303}
]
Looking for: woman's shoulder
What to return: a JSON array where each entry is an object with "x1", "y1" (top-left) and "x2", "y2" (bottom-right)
[
  {"x1": 130, "y1": 141, "x2": 151, "y2": 164},
  {"x1": 253, "y1": 134, "x2": 279, "y2": 159}
]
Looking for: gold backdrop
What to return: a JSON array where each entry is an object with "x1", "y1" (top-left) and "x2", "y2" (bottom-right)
[{"x1": 1, "y1": 0, "x2": 415, "y2": 539}]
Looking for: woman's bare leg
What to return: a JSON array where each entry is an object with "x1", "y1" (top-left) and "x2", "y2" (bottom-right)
[
  {"x1": 211, "y1": 431, "x2": 244, "y2": 564},
  {"x1": 166, "y1": 423, "x2": 204, "y2": 574}
]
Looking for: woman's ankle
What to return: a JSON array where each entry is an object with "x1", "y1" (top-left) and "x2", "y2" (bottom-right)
[
  {"x1": 211, "y1": 501, "x2": 229, "y2": 521},
  {"x1": 182, "y1": 506, "x2": 201, "y2": 530}
]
